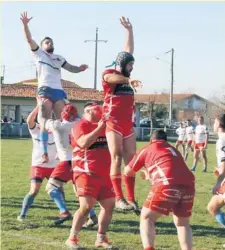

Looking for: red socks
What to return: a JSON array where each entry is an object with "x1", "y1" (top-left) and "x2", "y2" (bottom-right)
[
  {"x1": 144, "y1": 247, "x2": 155, "y2": 250},
  {"x1": 124, "y1": 175, "x2": 135, "y2": 202},
  {"x1": 110, "y1": 174, "x2": 124, "y2": 200}
]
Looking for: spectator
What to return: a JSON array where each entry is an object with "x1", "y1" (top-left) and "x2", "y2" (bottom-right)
[
  {"x1": 21, "y1": 116, "x2": 26, "y2": 124},
  {"x1": 3, "y1": 116, "x2": 8, "y2": 123}
]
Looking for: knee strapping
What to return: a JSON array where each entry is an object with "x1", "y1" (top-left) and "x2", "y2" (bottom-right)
[{"x1": 46, "y1": 179, "x2": 63, "y2": 194}]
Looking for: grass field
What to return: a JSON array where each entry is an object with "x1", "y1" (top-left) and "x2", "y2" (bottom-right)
[{"x1": 1, "y1": 139, "x2": 225, "y2": 250}]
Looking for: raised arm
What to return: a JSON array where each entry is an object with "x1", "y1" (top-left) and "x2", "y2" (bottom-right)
[
  {"x1": 20, "y1": 12, "x2": 38, "y2": 51},
  {"x1": 120, "y1": 17, "x2": 134, "y2": 54},
  {"x1": 62, "y1": 62, "x2": 88, "y2": 73},
  {"x1": 27, "y1": 106, "x2": 38, "y2": 129}
]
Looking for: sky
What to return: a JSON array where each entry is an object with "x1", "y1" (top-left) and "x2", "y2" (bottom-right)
[{"x1": 1, "y1": 1, "x2": 225, "y2": 99}]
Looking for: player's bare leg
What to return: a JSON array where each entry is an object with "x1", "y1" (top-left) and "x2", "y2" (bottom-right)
[
  {"x1": 17, "y1": 182, "x2": 42, "y2": 221},
  {"x1": 95, "y1": 197, "x2": 115, "y2": 248},
  {"x1": 173, "y1": 215, "x2": 193, "y2": 250},
  {"x1": 181, "y1": 144, "x2": 185, "y2": 158},
  {"x1": 184, "y1": 145, "x2": 189, "y2": 161},
  {"x1": 106, "y1": 131, "x2": 133, "y2": 210},
  {"x1": 38, "y1": 97, "x2": 52, "y2": 163},
  {"x1": 140, "y1": 207, "x2": 162, "y2": 250},
  {"x1": 200, "y1": 148, "x2": 207, "y2": 172},
  {"x1": 66, "y1": 196, "x2": 96, "y2": 248},
  {"x1": 191, "y1": 149, "x2": 200, "y2": 171},
  {"x1": 207, "y1": 195, "x2": 225, "y2": 227},
  {"x1": 123, "y1": 133, "x2": 140, "y2": 214},
  {"x1": 52, "y1": 99, "x2": 66, "y2": 119}
]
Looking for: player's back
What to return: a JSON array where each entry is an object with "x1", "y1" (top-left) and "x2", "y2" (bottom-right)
[
  {"x1": 46, "y1": 119, "x2": 78, "y2": 161},
  {"x1": 29, "y1": 123, "x2": 58, "y2": 168},
  {"x1": 144, "y1": 141, "x2": 195, "y2": 187}
]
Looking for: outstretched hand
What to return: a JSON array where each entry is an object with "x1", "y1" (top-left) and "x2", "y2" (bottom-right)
[
  {"x1": 120, "y1": 16, "x2": 132, "y2": 30},
  {"x1": 20, "y1": 12, "x2": 33, "y2": 25},
  {"x1": 129, "y1": 79, "x2": 142, "y2": 92},
  {"x1": 79, "y1": 64, "x2": 89, "y2": 72}
]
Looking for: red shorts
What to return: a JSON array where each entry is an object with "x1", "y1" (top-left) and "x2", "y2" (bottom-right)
[
  {"x1": 194, "y1": 143, "x2": 206, "y2": 150},
  {"x1": 50, "y1": 161, "x2": 73, "y2": 183},
  {"x1": 30, "y1": 166, "x2": 54, "y2": 182},
  {"x1": 74, "y1": 173, "x2": 115, "y2": 201},
  {"x1": 144, "y1": 184, "x2": 195, "y2": 217},
  {"x1": 106, "y1": 119, "x2": 134, "y2": 138},
  {"x1": 187, "y1": 140, "x2": 193, "y2": 146},
  {"x1": 176, "y1": 140, "x2": 184, "y2": 145}
]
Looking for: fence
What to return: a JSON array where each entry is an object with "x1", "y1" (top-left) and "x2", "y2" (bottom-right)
[{"x1": 1, "y1": 123, "x2": 217, "y2": 142}]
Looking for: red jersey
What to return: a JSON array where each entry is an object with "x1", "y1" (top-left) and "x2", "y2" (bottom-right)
[
  {"x1": 128, "y1": 140, "x2": 195, "y2": 188},
  {"x1": 102, "y1": 69, "x2": 134, "y2": 121},
  {"x1": 70, "y1": 118, "x2": 111, "y2": 178}
]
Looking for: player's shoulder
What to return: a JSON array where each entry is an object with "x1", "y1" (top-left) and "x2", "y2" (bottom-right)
[{"x1": 102, "y1": 69, "x2": 121, "y2": 76}]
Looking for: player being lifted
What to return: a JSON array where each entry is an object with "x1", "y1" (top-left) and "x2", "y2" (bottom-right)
[
  {"x1": 102, "y1": 16, "x2": 142, "y2": 212},
  {"x1": 184, "y1": 120, "x2": 195, "y2": 161},
  {"x1": 124, "y1": 130, "x2": 195, "y2": 250},
  {"x1": 20, "y1": 11, "x2": 88, "y2": 163},
  {"x1": 191, "y1": 116, "x2": 208, "y2": 172},
  {"x1": 207, "y1": 114, "x2": 225, "y2": 230},
  {"x1": 175, "y1": 122, "x2": 186, "y2": 157},
  {"x1": 17, "y1": 104, "x2": 58, "y2": 222}
]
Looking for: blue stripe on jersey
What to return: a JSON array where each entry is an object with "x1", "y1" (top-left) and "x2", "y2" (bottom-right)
[{"x1": 38, "y1": 61, "x2": 60, "y2": 70}]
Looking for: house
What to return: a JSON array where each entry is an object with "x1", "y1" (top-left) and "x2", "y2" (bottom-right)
[
  {"x1": 1, "y1": 79, "x2": 218, "y2": 127},
  {"x1": 1, "y1": 78, "x2": 104, "y2": 123},
  {"x1": 134, "y1": 93, "x2": 219, "y2": 126}
]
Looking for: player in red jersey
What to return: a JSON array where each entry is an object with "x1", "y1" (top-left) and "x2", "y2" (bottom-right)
[
  {"x1": 65, "y1": 102, "x2": 115, "y2": 249},
  {"x1": 102, "y1": 16, "x2": 142, "y2": 212},
  {"x1": 124, "y1": 130, "x2": 195, "y2": 250}
]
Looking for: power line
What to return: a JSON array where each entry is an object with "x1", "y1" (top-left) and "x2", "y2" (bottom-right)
[{"x1": 84, "y1": 27, "x2": 107, "y2": 90}]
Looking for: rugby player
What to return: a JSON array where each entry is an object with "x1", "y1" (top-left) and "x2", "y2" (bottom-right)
[
  {"x1": 20, "y1": 11, "x2": 88, "y2": 163},
  {"x1": 124, "y1": 130, "x2": 195, "y2": 250}
]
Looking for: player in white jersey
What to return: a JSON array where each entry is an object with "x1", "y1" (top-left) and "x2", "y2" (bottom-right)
[
  {"x1": 207, "y1": 114, "x2": 225, "y2": 237},
  {"x1": 184, "y1": 120, "x2": 195, "y2": 161},
  {"x1": 175, "y1": 122, "x2": 186, "y2": 157},
  {"x1": 17, "y1": 105, "x2": 58, "y2": 222},
  {"x1": 37, "y1": 102, "x2": 78, "y2": 224},
  {"x1": 191, "y1": 116, "x2": 208, "y2": 172},
  {"x1": 20, "y1": 12, "x2": 88, "y2": 163}
]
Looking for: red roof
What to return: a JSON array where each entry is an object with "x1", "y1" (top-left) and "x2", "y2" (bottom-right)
[
  {"x1": 0, "y1": 80, "x2": 200, "y2": 104},
  {"x1": 12, "y1": 78, "x2": 81, "y2": 88},
  {"x1": 1, "y1": 84, "x2": 104, "y2": 102}
]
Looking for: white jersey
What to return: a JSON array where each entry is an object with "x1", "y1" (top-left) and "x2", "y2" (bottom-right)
[
  {"x1": 32, "y1": 47, "x2": 66, "y2": 90},
  {"x1": 29, "y1": 123, "x2": 58, "y2": 168},
  {"x1": 194, "y1": 124, "x2": 208, "y2": 143},
  {"x1": 186, "y1": 126, "x2": 195, "y2": 141},
  {"x1": 45, "y1": 119, "x2": 79, "y2": 161},
  {"x1": 216, "y1": 133, "x2": 225, "y2": 174},
  {"x1": 176, "y1": 127, "x2": 186, "y2": 141}
]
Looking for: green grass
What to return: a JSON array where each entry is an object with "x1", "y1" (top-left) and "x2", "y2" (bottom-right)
[{"x1": 1, "y1": 139, "x2": 225, "y2": 250}]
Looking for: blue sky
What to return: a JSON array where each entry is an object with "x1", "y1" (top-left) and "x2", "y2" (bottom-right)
[{"x1": 2, "y1": 1, "x2": 225, "y2": 99}]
